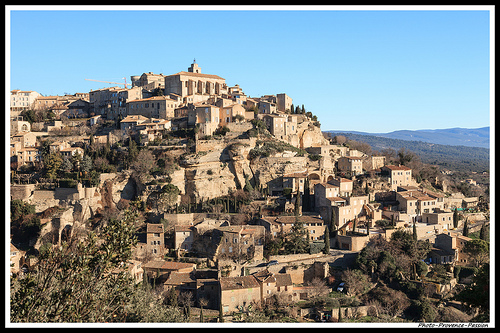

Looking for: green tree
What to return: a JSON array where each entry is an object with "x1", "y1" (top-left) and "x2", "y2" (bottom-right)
[
  {"x1": 294, "y1": 192, "x2": 301, "y2": 216},
  {"x1": 463, "y1": 217, "x2": 469, "y2": 237},
  {"x1": 44, "y1": 152, "x2": 62, "y2": 180},
  {"x1": 60, "y1": 157, "x2": 73, "y2": 174},
  {"x1": 323, "y1": 225, "x2": 330, "y2": 254},
  {"x1": 454, "y1": 263, "x2": 489, "y2": 321},
  {"x1": 81, "y1": 155, "x2": 93, "y2": 173},
  {"x1": 463, "y1": 239, "x2": 489, "y2": 267},
  {"x1": 10, "y1": 209, "x2": 139, "y2": 323},
  {"x1": 479, "y1": 222, "x2": 488, "y2": 241},
  {"x1": 453, "y1": 209, "x2": 459, "y2": 229},
  {"x1": 284, "y1": 217, "x2": 309, "y2": 254}
]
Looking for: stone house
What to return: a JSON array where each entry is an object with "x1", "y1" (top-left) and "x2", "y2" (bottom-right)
[
  {"x1": 60, "y1": 147, "x2": 85, "y2": 158},
  {"x1": 174, "y1": 225, "x2": 194, "y2": 252},
  {"x1": 337, "y1": 156, "x2": 363, "y2": 176},
  {"x1": 421, "y1": 210, "x2": 454, "y2": 230},
  {"x1": 146, "y1": 223, "x2": 165, "y2": 259},
  {"x1": 429, "y1": 233, "x2": 472, "y2": 265},
  {"x1": 216, "y1": 225, "x2": 265, "y2": 262},
  {"x1": 127, "y1": 95, "x2": 179, "y2": 119},
  {"x1": 276, "y1": 93, "x2": 292, "y2": 112},
  {"x1": 142, "y1": 259, "x2": 196, "y2": 285},
  {"x1": 219, "y1": 270, "x2": 294, "y2": 314},
  {"x1": 258, "y1": 215, "x2": 325, "y2": 241},
  {"x1": 282, "y1": 171, "x2": 308, "y2": 195},
  {"x1": 10, "y1": 90, "x2": 41, "y2": 113},
  {"x1": 331, "y1": 195, "x2": 370, "y2": 228},
  {"x1": 336, "y1": 233, "x2": 370, "y2": 251},
  {"x1": 131, "y1": 72, "x2": 166, "y2": 90},
  {"x1": 10, "y1": 243, "x2": 26, "y2": 276},
  {"x1": 252, "y1": 270, "x2": 293, "y2": 305},
  {"x1": 381, "y1": 165, "x2": 413, "y2": 190},
  {"x1": 120, "y1": 114, "x2": 149, "y2": 132},
  {"x1": 10, "y1": 116, "x2": 31, "y2": 135},
  {"x1": 220, "y1": 275, "x2": 261, "y2": 314}
]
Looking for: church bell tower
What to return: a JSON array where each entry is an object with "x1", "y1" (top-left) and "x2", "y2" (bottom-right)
[{"x1": 188, "y1": 59, "x2": 201, "y2": 73}]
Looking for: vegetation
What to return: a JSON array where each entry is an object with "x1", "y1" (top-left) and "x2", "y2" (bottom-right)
[{"x1": 326, "y1": 132, "x2": 490, "y2": 173}]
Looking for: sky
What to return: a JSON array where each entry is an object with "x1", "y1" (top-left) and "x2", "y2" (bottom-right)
[{"x1": 7, "y1": 6, "x2": 493, "y2": 133}]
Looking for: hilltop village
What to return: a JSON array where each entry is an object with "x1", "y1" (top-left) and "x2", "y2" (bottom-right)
[{"x1": 10, "y1": 61, "x2": 490, "y2": 323}]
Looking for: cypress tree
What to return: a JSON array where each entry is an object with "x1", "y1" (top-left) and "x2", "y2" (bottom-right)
[
  {"x1": 294, "y1": 192, "x2": 301, "y2": 216},
  {"x1": 453, "y1": 209, "x2": 459, "y2": 229},
  {"x1": 323, "y1": 225, "x2": 330, "y2": 254},
  {"x1": 330, "y1": 207, "x2": 337, "y2": 237},
  {"x1": 479, "y1": 222, "x2": 487, "y2": 241},
  {"x1": 463, "y1": 218, "x2": 469, "y2": 237},
  {"x1": 413, "y1": 222, "x2": 418, "y2": 241}
]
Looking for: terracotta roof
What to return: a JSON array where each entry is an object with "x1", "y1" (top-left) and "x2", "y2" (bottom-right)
[
  {"x1": 147, "y1": 223, "x2": 164, "y2": 233},
  {"x1": 383, "y1": 165, "x2": 412, "y2": 171},
  {"x1": 275, "y1": 273, "x2": 293, "y2": 287},
  {"x1": 128, "y1": 96, "x2": 176, "y2": 103},
  {"x1": 164, "y1": 272, "x2": 195, "y2": 286},
  {"x1": 143, "y1": 260, "x2": 195, "y2": 271},
  {"x1": 220, "y1": 275, "x2": 260, "y2": 291},
  {"x1": 166, "y1": 71, "x2": 225, "y2": 80}
]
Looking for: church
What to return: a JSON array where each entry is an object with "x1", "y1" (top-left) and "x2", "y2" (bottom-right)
[{"x1": 164, "y1": 60, "x2": 228, "y2": 102}]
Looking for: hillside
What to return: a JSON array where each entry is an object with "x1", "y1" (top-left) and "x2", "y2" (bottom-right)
[
  {"x1": 325, "y1": 131, "x2": 490, "y2": 173},
  {"x1": 330, "y1": 127, "x2": 490, "y2": 149}
]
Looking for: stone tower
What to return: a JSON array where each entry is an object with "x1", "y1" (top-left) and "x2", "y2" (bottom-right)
[{"x1": 188, "y1": 59, "x2": 201, "y2": 73}]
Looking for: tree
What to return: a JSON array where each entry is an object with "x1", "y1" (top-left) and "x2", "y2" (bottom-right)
[
  {"x1": 397, "y1": 147, "x2": 417, "y2": 166},
  {"x1": 44, "y1": 152, "x2": 62, "y2": 179},
  {"x1": 60, "y1": 157, "x2": 73, "y2": 174},
  {"x1": 81, "y1": 155, "x2": 93, "y2": 173},
  {"x1": 479, "y1": 222, "x2": 488, "y2": 241},
  {"x1": 323, "y1": 225, "x2": 330, "y2": 254},
  {"x1": 463, "y1": 239, "x2": 489, "y2": 267},
  {"x1": 454, "y1": 263, "x2": 489, "y2": 321},
  {"x1": 131, "y1": 150, "x2": 157, "y2": 184},
  {"x1": 294, "y1": 192, "x2": 301, "y2": 216},
  {"x1": 462, "y1": 217, "x2": 469, "y2": 237},
  {"x1": 341, "y1": 268, "x2": 370, "y2": 297},
  {"x1": 10, "y1": 209, "x2": 139, "y2": 323},
  {"x1": 330, "y1": 207, "x2": 337, "y2": 236},
  {"x1": 453, "y1": 209, "x2": 459, "y2": 229},
  {"x1": 284, "y1": 217, "x2": 309, "y2": 254}
]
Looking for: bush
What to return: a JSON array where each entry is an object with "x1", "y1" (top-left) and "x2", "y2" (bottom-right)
[{"x1": 59, "y1": 178, "x2": 78, "y2": 188}]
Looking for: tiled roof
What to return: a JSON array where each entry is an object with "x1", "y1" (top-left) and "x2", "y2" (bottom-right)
[
  {"x1": 220, "y1": 275, "x2": 260, "y2": 291},
  {"x1": 147, "y1": 223, "x2": 164, "y2": 233},
  {"x1": 167, "y1": 71, "x2": 225, "y2": 80}
]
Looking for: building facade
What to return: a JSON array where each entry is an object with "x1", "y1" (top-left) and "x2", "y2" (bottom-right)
[{"x1": 164, "y1": 61, "x2": 227, "y2": 100}]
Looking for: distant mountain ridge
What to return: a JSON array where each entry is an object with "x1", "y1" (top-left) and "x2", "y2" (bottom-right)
[{"x1": 329, "y1": 127, "x2": 490, "y2": 149}]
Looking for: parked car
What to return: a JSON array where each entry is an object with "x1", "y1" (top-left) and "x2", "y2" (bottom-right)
[
  {"x1": 267, "y1": 260, "x2": 279, "y2": 266},
  {"x1": 336, "y1": 282, "x2": 345, "y2": 292}
]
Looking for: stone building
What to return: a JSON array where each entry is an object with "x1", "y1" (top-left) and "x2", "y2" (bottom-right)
[
  {"x1": 164, "y1": 60, "x2": 227, "y2": 101},
  {"x1": 127, "y1": 95, "x2": 179, "y2": 119},
  {"x1": 10, "y1": 90, "x2": 41, "y2": 114},
  {"x1": 380, "y1": 165, "x2": 413, "y2": 190},
  {"x1": 130, "y1": 72, "x2": 166, "y2": 90},
  {"x1": 146, "y1": 223, "x2": 165, "y2": 259}
]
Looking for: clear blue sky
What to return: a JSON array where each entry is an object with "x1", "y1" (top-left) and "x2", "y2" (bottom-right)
[{"x1": 8, "y1": 6, "x2": 492, "y2": 132}]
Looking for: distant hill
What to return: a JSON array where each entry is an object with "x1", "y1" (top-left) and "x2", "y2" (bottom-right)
[
  {"x1": 324, "y1": 131, "x2": 490, "y2": 173},
  {"x1": 329, "y1": 127, "x2": 490, "y2": 149}
]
